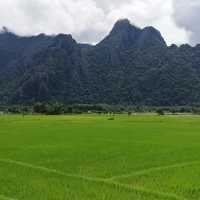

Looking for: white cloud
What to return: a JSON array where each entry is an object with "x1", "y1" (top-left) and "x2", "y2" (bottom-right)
[
  {"x1": 152, "y1": 0, "x2": 189, "y2": 45},
  {"x1": 0, "y1": 0, "x2": 197, "y2": 45},
  {"x1": 173, "y1": 0, "x2": 200, "y2": 45}
]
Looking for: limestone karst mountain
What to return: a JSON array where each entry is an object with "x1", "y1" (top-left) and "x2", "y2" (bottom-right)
[{"x1": 0, "y1": 19, "x2": 200, "y2": 105}]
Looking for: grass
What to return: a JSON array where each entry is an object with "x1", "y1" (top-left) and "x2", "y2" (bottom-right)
[{"x1": 0, "y1": 114, "x2": 200, "y2": 199}]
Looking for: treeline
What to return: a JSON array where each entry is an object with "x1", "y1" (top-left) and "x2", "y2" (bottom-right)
[
  {"x1": 0, "y1": 103, "x2": 125, "y2": 115},
  {"x1": 1, "y1": 102, "x2": 200, "y2": 115}
]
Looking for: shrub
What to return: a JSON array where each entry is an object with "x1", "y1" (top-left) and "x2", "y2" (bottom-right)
[
  {"x1": 108, "y1": 117, "x2": 115, "y2": 120},
  {"x1": 156, "y1": 109, "x2": 165, "y2": 115}
]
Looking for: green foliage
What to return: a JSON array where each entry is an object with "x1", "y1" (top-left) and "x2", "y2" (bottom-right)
[
  {"x1": 192, "y1": 107, "x2": 200, "y2": 115},
  {"x1": 7, "y1": 106, "x2": 22, "y2": 114},
  {"x1": 33, "y1": 102, "x2": 64, "y2": 115},
  {"x1": 108, "y1": 117, "x2": 115, "y2": 120},
  {"x1": 7, "y1": 105, "x2": 31, "y2": 114},
  {"x1": 156, "y1": 109, "x2": 165, "y2": 115},
  {"x1": 3, "y1": 103, "x2": 200, "y2": 115}
]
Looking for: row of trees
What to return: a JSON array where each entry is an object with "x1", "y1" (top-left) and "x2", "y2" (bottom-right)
[{"x1": 1, "y1": 102, "x2": 200, "y2": 115}]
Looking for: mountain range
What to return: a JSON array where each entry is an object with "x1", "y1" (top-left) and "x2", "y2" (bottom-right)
[{"x1": 0, "y1": 19, "x2": 200, "y2": 106}]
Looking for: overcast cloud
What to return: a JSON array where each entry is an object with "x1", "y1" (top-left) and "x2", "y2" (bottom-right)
[
  {"x1": 173, "y1": 0, "x2": 200, "y2": 45},
  {"x1": 0, "y1": 0, "x2": 198, "y2": 45}
]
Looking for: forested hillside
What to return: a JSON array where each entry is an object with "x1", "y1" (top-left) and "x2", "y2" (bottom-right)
[{"x1": 0, "y1": 19, "x2": 200, "y2": 106}]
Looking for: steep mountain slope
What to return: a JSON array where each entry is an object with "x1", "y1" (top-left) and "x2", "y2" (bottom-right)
[{"x1": 0, "y1": 19, "x2": 200, "y2": 106}]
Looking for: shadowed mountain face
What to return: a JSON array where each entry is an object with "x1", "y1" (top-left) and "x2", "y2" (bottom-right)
[
  {"x1": 100, "y1": 19, "x2": 166, "y2": 49},
  {"x1": 0, "y1": 19, "x2": 200, "y2": 106}
]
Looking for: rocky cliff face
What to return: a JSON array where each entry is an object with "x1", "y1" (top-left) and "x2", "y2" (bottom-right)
[{"x1": 0, "y1": 19, "x2": 200, "y2": 106}]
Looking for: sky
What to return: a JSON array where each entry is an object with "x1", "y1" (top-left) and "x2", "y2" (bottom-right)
[{"x1": 0, "y1": 0, "x2": 199, "y2": 46}]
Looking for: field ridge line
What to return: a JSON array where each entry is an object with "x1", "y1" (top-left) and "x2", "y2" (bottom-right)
[
  {"x1": 0, "y1": 194, "x2": 18, "y2": 200},
  {"x1": 107, "y1": 160, "x2": 200, "y2": 180},
  {"x1": 0, "y1": 158, "x2": 105, "y2": 182},
  {"x1": 109, "y1": 182, "x2": 187, "y2": 200},
  {"x1": 0, "y1": 158, "x2": 186, "y2": 200}
]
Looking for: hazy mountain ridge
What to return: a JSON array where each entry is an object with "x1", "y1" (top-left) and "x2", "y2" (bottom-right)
[{"x1": 0, "y1": 19, "x2": 200, "y2": 106}]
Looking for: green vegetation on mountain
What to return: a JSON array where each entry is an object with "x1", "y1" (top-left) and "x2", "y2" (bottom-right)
[{"x1": 0, "y1": 19, "x2": 200, "y2": 106}]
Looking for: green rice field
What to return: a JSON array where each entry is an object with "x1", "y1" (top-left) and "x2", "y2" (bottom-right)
[{"x1": 0, "y1": 114, "x2": 200, "y2": 200}]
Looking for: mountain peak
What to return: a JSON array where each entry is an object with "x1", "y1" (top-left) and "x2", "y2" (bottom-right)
[
  {"x1": 0, "y1": 26, "x2": 15, "y2": 36},
  {"x1": 114, "y1": 19, "x2": 131, "y2": 27},
  {"x1": 98, "y1": 19, "x2": 166, "y2": 49},
  {"x1": 1, "y1": 26, "x2": 10, "y2": 33},
  {"x1": 111, "y1": 19, "x2": 140, "y2": 35},
  {"x1": 136, "y1": 26, "x2": 167, "y2": 47}
]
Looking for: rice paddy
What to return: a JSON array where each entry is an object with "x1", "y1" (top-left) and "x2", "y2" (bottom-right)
[{"x1": 0, "y1": 114, "x2": 200, "y2": 200}]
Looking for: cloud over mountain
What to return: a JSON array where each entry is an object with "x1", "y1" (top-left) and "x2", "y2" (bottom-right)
[{"x1": 0, "y1": 0, "x2": 198, "y2": 45}]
